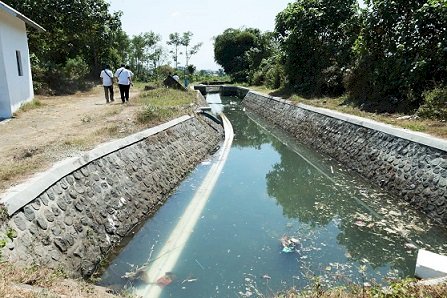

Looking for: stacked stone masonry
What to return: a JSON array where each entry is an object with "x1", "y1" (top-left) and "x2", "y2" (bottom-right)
[
  {"x1": 3, "y1": 116, "x2": 223, "y2": 277},
  {"x1": 243, "y1": 91, "x2": 447, "y2": 224}
]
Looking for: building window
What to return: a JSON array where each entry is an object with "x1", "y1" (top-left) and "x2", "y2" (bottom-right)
[{"x1": 16, "y1": 50, "x2": 23, "y2": 76}]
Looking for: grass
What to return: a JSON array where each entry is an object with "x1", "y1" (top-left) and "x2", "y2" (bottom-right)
[
  {"x1": 136, "y1": 88, "x2": 199, "y2": 124},
  {"x1": 63, "y1": 137, "x2": 90, "y2": 148},
  {"x1": 0, "y1": 263, "x2": 122, "y2": 297},
  {"x1": 0, "y1": 158, "x2": 44, "y2": 190},
  {"x1": 19, "y1": 99, "x2": 43, "y2": 112},
  {"x1": 250, "y1": 86, "x2": 447, "y2": 139},
  {"x1": 275, "y1": 278, "x2": 447, "y2": 298},
  {"x1": 13, "y1": 99, "x2": 43, "y2": 116}
]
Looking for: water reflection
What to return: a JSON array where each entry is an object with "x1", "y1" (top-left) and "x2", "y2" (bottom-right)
[
  {"x1": 99, "y1": 93, "x2": 447, "y2": 297},
  {"x1": 263, "y1": 137, "x2": 408, "y2": 273},
  {"x1": 220, "y1": 94, "x2": 447, "y2": 279}
]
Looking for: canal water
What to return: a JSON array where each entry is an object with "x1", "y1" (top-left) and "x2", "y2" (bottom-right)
[{"x1": 99, "y1": 93, "x2": 447, "y2": 297}]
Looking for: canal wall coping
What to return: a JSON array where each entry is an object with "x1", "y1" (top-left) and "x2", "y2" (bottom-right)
[
  {"x1": 0, "y1": 115, "x2": 193, "y2": 215},
  {"x1": 194, "y1": 85, "x2": 249, "y2": 98},
  {"x1": 0, "y1": 111, "x2": 224, "y2": 277},
  {"x1": 243, "y1": 90, "x2": 447, "y2": 225}
]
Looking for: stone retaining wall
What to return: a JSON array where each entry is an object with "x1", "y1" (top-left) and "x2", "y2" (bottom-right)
[
  {"x1": 243, "y1": 91, "x2": 447, "y2": 225},
  {"x1": 1, "y1": 115, "x2": 223, "y2": 277}
]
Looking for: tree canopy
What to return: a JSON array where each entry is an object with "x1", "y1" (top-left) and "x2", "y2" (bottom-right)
[
  {"x1": 275, "y1": 0, "x2": 360, "y2": 96},
  {"x1": 213, "y1": 0, "x2": 447, "y2": 116},
  {"x1": 4, "y1": 0, "x2": 123, "y2": 70},
  {"x1": 346, "y1": 0, "x2": 447, "y2": 112},
  {"x1": 214, "y1": 28, "x2": 273, "y2": 82},
  {"x1": 2, "y1": 1, "x2": 207, "y2": 93}
]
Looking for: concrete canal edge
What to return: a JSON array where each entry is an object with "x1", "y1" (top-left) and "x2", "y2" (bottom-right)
[
  {"x1": 0, "y1": 109, "x2": 224, "y2": 277},
  {"x1": 243, "y1": 90, "x2": 447, "y2": 225}
]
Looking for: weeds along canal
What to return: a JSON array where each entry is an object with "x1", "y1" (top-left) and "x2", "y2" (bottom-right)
[{"x1": 98, "y1": 93, "x2": 447, "y2": 297}]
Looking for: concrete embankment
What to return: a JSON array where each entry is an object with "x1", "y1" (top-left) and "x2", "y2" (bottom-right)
[
  {"x1": 0, "y1": 112, "x2": 223, "y2": 277},
  {"x1": 194, "y1": 85, "x2": 249, "y2": 98},
  {"x1": 243, "y1": 91, "x2": 447, "y2": 225}
]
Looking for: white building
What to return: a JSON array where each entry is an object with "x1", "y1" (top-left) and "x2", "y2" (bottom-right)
[{"x1": 0, "y1": 1, "x2": 44, "y2": 119}]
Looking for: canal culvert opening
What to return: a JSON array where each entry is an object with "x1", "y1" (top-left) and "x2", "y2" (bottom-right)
[{"x1": 97, "y1": 92, "x2": 447, "y2": 297}]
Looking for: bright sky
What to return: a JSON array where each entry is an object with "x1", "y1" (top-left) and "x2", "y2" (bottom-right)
[
  {"x1": 108, "y1": 1, "x2": 365, "y2": 71},
  {"x1": 108, "y1": 0, "x2": 292, "y2": 70}
]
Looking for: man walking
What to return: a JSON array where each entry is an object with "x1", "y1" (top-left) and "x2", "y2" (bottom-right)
[
  {"x1": 100, "y1": 65, "x2": 114, "y2": 103},
  {"x1": 115, "y1": 64, "x2": 131, "y2": 103}
]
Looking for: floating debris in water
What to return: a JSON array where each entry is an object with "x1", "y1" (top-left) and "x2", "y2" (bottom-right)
[
  {"x1": 280, "y1": 235, "x2": 300, "y2": 253},
  {"x1": 156, "y1": 272, "x2": 174, "y2": 287},
  {"x1": 405, "y1": 243, "x2": 418, "y2": 249},
  {"x1": 181, "y1": 277, "x2": 198, "y2": 284},
  {"x1": 262, "y1": 274, "x2": 271, "y2": 280}
]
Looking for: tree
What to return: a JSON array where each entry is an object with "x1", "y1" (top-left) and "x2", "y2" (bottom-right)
[
  {"x1": 3, "y1": 0, "x2": 124, "y2": 92},
  {"x1": 167, "y1": 32, "x2": 183, "y2": 69},
  {"x1": 275, "y1": 0, "x2": 359, "y2": 96},
  {"x1": 345, "y1": 0, "x2": 447, "y2": 112},
  {"x1": 128, "y1": 32, "x2": 161, "y2": 78},
  {"x1": 187, "y1": 65, "x2": 196, "y2": 76},
  {"x1": 214, "y1": 28, "x2": 272, "y2": 82},
  {"x1": 181, "y1": 31, "x2": 203, "y2": 69}
]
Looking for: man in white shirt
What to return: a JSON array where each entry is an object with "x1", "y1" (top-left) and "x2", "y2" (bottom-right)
[
  {"x1": 114, "y1": 64, "x2": 131, "y2": 103},
  {"x1": 126, "y1": 65, "x2": 134, "y2": 86},
  {"x1": 100, "y1": 65, "x2": 114, "y2": 103}
]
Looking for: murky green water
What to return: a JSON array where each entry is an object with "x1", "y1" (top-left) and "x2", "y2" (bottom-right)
[{"x1": 99, "y1": 93, "x2": 447, "y2": 297}]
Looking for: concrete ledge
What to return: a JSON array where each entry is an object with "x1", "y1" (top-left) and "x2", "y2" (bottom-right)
[
  {"x1": 193, "y1": 85, "x2": 249, "y2": 98},
  {"x1": 0, "y1": 115, "x2": 193, "y2": 215},
  {"x1": 249, "y1": 91, "x2": 447, "y2": 152},
  {"x1": 415, "y1": 249, "x2": 447, "y2": 279}
]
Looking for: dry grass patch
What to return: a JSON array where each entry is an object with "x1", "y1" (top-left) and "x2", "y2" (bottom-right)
[
  {"x1": 0, "y1": 157, "x2": 45, "y2": 191},
  {"x1": 0, "y1": 263, "x2": 120, "y2": 297},
  {"x1": 289, "y1": 96, "x2": 447, "y2": 139},
  {"x1": 250, "y1": 86, "x2": 447, "y2": 139},
  {"x1": 276, "y1": 278, "x2": 447, "y2": 298},
  {"x1": 13, "y1": 99, "x2": 44, "y2": 116}
]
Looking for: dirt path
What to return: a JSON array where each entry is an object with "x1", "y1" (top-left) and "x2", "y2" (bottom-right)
[{"x1": 0, "y1": 86, "x2": 143, "y2": 192}]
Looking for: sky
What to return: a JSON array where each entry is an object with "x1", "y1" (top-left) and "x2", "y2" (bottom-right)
[
  {"x1": 108, "y1": 1, "x2": 365, "y2": 71},
  {"x1": 108, "y1": 0, "x2": 292, "y2": 71}
]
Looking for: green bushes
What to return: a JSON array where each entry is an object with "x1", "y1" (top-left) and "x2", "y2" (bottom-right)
[
  {"x1": 213, "y1": 0, "x2": 447, "y2": 119},
  {"x1": 344, "y1": 0, "x2": 447, "y2": 114},
  {"x1": 63, "y1": 56, "x2": 89, "y2": 81},
  {"x1": 417, "y1": 87, "x2": 447, "y2": 120},
  {"x1": 275, "y1": 0, "x2": 359, "y2": 97},
  {"x1": 30, "y1": 55, "x2": 91, "y2": 95}
]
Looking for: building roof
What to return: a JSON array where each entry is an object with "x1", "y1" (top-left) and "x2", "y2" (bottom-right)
[{"x1": 0, "y1": 1, "x2": 45, "y2": 32}]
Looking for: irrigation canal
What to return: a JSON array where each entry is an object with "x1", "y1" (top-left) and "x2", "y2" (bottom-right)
[{"x1": 99, "y1": 93, "x2": 447, "y2": 297}]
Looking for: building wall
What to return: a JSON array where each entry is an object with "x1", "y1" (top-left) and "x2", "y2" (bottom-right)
[{"x1": 0, "y1": 9, "x2": 34, "y2": 119}]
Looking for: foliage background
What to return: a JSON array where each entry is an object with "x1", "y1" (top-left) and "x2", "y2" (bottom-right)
[{"x1": 213, "y1": 0, "x2": 447, "y2": 118}]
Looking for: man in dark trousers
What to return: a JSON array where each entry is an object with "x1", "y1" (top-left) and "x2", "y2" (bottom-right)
[
  {"x1": 114, "y1": 64, "x2": 131, "y2": 103},
  {"x1": 100, "y1": 65, "x2": 114, "y2": 103}
]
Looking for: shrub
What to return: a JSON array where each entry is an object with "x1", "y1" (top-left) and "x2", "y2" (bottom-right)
[
  {"x1": 251, "y1": 70, "x2": 265, "y2": 86},
  {"x1": 63, "y1": 56, "x2": 89, "y2": 80},
  {"x1": 417, "y1": 87, "x2": 447, "y2": 120},
  {"x1": 265, "y1": 63, "x2": 285, "y2": 90}
]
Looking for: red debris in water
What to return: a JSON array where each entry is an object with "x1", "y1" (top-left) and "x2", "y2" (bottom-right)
[{"x1": 156, "y1": 275, "x2": 173, "y2": 287}]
